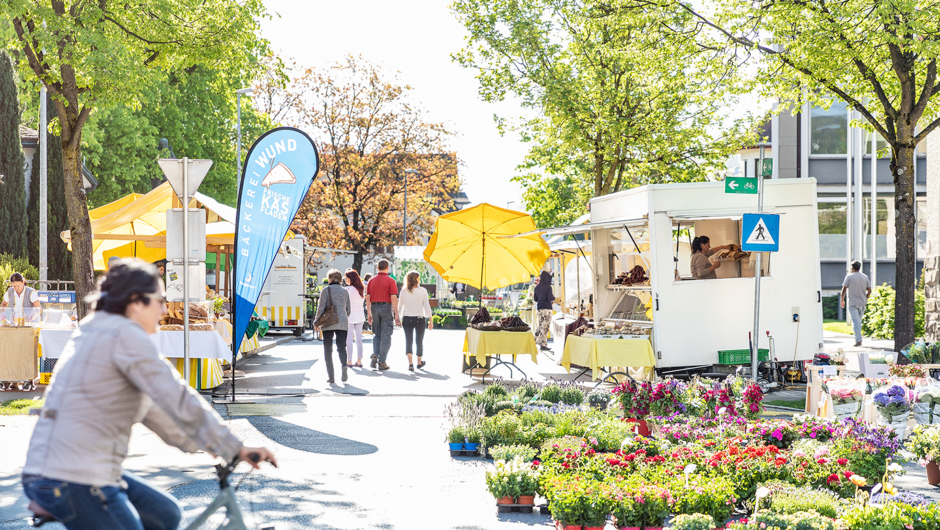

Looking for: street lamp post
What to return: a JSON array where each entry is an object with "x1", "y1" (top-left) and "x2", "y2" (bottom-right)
[
  {"x1": 236, "y1": 88, "x2": 255, "y2": 187},
  {"x1": 403, "y1": 169, "x2": 418, "y2": 246}
]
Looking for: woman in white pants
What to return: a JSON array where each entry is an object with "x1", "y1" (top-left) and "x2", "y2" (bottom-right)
[{"x1": 345, "y1": 269, "x2": 367, "y2": 367}]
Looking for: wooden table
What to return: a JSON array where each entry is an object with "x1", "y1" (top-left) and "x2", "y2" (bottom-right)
[
  {"x1": 462, "y1": 328, "x2": 538, "y2": 381},
  {"x1": 561, "y1": 335, "x2": 655, "y2": 383},
  {"x1": 0, "y1": 327, "x2": 38, "y2": 385}
]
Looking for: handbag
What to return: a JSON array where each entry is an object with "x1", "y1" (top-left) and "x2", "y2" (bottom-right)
[{"x1": 314, "y1": 286, "x2": 339, "y2": 328}]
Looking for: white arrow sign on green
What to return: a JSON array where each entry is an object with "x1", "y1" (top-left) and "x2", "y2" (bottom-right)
[{"x1": 725, "y1": 177, "x2": 758, "y2": 194}]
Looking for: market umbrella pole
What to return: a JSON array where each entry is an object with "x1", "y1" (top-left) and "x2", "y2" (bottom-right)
[{"x1": 479, "y1": 235, "x2": 485, "y2": 308}]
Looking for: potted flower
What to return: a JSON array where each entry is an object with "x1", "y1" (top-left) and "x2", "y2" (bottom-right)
[
  {"x1": 913, "y1": 387, "x2": 940, "y2": 425},
  {"x1": 587, "y1": 389, "x2": 612, "y2": 410},
  {"x1": 612, "y1": 380, "x2": 652, "y2": 435},
  {"x1": 517, "y1": 460, "x2": 540, "y2": 506},
  {"x1": 466, "y1": 427, "x2": 482, "y2": 453},
  {"x1": 669, "y1": 513, "x2": 716, "y2": 530},
  {"x1": 873, "y1": 384, "x2": 912, "y2": 438},
  {"x1": 907, "y1": 425, "x2": 940, "y2": 485},
  {"x1": 447, "y1": 425, "x2": 466, "y2": 451},
  {"x1": 826, "y1": 378, "x2": 865, "y2": 420},
  {"x1": 485, "y1": 459, "x2": 522, "y2": 504}
]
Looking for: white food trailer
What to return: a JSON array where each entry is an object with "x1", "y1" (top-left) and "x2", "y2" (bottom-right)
[
  {"x1": 545, "y1": 179, "x2": 823, "y2": 373},
  {"x1": 257, "y1": 236, "x2": 307, "y2": 336}
]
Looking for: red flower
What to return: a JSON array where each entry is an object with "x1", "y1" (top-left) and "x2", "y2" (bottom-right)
[
  {"x1": 843, "y1": 471, "x2": 854, "y2": 479},
  {"x1": 827, "y1": 473, "x2": 840, "y2": 485},
  {"x1": 837, "y1": 458, "x2": 848, "y2": 466}
]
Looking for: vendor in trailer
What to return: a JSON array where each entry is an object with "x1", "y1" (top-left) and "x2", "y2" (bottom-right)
[
  {"x1": 689, "y1": 236, "x2": 733, "y2": 280},
  {"x1": 1, "y1": 272, "x2": 41, "y2": 323}
]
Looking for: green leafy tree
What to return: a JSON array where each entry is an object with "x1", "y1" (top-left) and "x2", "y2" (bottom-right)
[
  {"x1": 452, "y1": 0, "x2": 752, "y2": 212},
  {"x1": 27, "y1": 94, "x2": 71, "y2": 281},
  {"x1": 682, "y1": 0, "x2": 940, "y2": 349},
  {"x1": 0, "y1": 50, "x2": 26, "y2": 259},
  {"x1": 2, "y1": 0, "x2": 268, "y2": 315}
]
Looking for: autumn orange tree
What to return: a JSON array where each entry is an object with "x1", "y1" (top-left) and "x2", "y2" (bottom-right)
[{"x1": 261, "y1": 56, "x2": 461, "y2": 272}]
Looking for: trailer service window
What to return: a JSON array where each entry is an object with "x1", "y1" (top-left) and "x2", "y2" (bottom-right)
[{"x1": 673, "y1": 218, "x2": 770, "y2": 281}]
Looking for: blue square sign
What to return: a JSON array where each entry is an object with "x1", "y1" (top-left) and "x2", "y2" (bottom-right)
[{"x1": 741, "y1": 214, "x2": 780, "y2": 252}]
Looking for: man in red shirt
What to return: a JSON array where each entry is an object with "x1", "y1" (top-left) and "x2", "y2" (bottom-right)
[{"x1": 366, "y1": 259, "x2": 400, "y2": 370}]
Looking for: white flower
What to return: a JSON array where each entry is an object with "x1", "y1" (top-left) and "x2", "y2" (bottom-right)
[{"x1": 887, "y1": 463, "x2": 903, "y2": 473}]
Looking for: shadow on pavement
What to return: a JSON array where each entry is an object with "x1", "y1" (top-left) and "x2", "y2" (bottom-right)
[{"x1": 243, "y1": 416, "x2": 378, "y2": 456}]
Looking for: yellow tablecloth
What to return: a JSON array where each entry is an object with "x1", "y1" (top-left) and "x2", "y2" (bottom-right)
[
  {"x1": 462, "y1": 328, "x2": 539, "y2": 367},
  {"x1": 172, "y1": 358, "x2": 224, "y2": 390},
  {"x1": 561, "y1": 335, "x2": 655, "y2": 381}
]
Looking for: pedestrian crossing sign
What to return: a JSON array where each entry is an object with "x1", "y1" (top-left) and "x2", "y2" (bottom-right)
[{"x1": 741, "y1": 213, "x2": 779, "y2": 252}]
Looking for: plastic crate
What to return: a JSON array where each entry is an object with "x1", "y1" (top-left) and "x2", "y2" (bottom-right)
[{"x1": 718, "y1": 349, "x2": 769, "y2": 365}]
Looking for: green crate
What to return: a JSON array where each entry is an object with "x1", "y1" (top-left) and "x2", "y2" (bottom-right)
[{"x1": 717, "y1": 348, "x2": 769, "y2": 365}]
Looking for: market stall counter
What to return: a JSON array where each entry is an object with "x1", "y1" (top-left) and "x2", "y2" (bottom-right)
[
  {"x1": 0, "y1": 327, "x2": 39, "y2": 389},
  {"x1": 462, "y1": 327, "x2": 538, "y2": 382},
  {"x1": 38, "y1": 328, "x2": 230, "y2": 390},
  {"x1": 561, "y1": 334, "x2": 655, "y2": 383}
]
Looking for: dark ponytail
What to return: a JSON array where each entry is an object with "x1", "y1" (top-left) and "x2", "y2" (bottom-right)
[
  {"x1": 691, "y1": 236, "x2": 710, "y2": 254},
  {"x1": 89, "y1": 259, "x2": 162, "y2": 315}
]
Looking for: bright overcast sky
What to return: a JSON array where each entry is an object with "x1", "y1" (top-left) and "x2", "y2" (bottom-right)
[{"x1": 260, "y1": 0, "x2": 531, "y2": 211}]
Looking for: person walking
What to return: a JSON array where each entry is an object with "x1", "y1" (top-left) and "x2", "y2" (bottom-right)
[
  {"x1": 366, "y1": 259, "x2": 399, "y2": 371},
  {"x1": 533, "y1": 270, "x2": 555, "y2": 351},
  {"x1": 313, "y1": 269, "x2": 352, "y2": 383},
  {"x1": 841, "y1": 261, "x2": 871, "y2": 347},
  {"x1": 22, "y1": 259, "x2": 276, "y2": 530},
  {"x1": 398, "y1": 271, "x2": 433, "y2": 371},
  {"x1": 344, "y1": 269, "x2": 367, "y2": 368}
]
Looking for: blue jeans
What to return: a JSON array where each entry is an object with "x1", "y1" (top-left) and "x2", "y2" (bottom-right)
[
  {"x1": 371, "y1": 303, "x2": 394, "y2": 363},
  {"x1": 849, "y1": 305, "x2": 865, "y2": 343},
  {"x1": 23, "y1": 472, "x2": 182, "y2": 530}
]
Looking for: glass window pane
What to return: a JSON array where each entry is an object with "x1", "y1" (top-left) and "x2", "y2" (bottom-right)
[
  {"x1": 865, "y1": 130, "x2": 889, "y2": 157},
  {"x1": 811, "y1": 102, "x2": 848, "y2": 154},
  {"x1": 863, "y1": 198, "x2": 890, "y2": 259},
  {"x1": 917, "y1": 199, "x2": 927, "y2": 258},
  {"x1": 818, "y1": 203, "x2": 847, "y2": 259}
]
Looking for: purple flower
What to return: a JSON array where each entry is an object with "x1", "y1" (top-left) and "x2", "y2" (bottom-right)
[{"x1": 886, "y1": 385, "x2": 906, "y2": 397}]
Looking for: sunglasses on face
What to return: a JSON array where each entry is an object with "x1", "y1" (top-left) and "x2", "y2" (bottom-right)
[{"x1": 140, "y1": 293, "x2": 168, "y2": 305}]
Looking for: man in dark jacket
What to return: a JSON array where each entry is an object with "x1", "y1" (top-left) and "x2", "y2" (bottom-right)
[{"x1": 533, "y1": 270, "x2": 554, "y2": 351}]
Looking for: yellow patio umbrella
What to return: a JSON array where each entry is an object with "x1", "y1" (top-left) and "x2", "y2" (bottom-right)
[{"x1": 423, "y1": 203, "x2": 550, "y2": 292}]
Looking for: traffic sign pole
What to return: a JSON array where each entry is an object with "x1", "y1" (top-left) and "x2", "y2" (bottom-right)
[{"x1": 752, "y1": 145, "x2": 765, "y2": 382}]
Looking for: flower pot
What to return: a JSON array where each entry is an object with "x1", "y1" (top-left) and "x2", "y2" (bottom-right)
[
  {"x1": 465, "y1": 442, "x2": 480, "y2": 451},
  {"x1": 927, "y1": 460, "x2": 940, "y2": 486},
  {"x1": 618, "y1": 527, "x2": 641, "y2": 530},
  {"x1": 448, "y1": 442, "x2": 464, "y2": 450},
  {"x1": 517, "y1": 494, "x2": 535, "y2": 505},
  {"x1": 496, "y1": 495, "x2": 514, "y2": 505},
  {"x1": 584, "y1": 527, "x2": 605, "y2": 530},
  {"x1": 624, "y1": 418, "x2": 651, "y2": 436},
  {"x1": 554, "y1": 523, "x2": 581, "y2": 530}
]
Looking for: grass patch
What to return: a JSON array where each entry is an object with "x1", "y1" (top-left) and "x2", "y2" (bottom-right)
[
  {"x1": 0, "y1": 398, "x2": 42, "y2": 416},
  {"x1": 764, "y1": 397, "x2": 806, "y2": 410},
  {"x1": 823, "y1": 319, "x2": 853, "y2": 335}
]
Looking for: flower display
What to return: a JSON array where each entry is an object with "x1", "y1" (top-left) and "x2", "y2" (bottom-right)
[{"x1": 872, "y1": 384, "x2": 912, "y2": 437}]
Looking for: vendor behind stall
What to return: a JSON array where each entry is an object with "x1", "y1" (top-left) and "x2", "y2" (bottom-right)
[
  {"x1": 690, "y1": 236, "x2": 733, "y2": 280},
  {"x1": 2, "y1": 272, "x2": 41, "y2": 322}
]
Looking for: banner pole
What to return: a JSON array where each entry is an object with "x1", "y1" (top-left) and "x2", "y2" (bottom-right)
[
  {"x1": 183, "y1": 157, "x2": 191, "y2": 384},
  {"x1": 752, "y1": 145, "x2": 764, "y2": 383}
]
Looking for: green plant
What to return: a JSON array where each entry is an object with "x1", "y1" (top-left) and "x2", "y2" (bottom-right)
[
  {"x1": 907, "y1": 425, "x2": 940, "y2": 462},
  {"x1": 539, "y1": 383, "x2": 563, "y2": 404},
  {"x1": 484, "y1": 382, "x2": 510, "y2": 400},
  {"x1": 490, "y1": 444, "x2": 538, "y2": 462},
  {"x1": 485, "y1": 456, "x2": 539, "y2": 500},
  {"x1": 493, "y1": 400, "x2": 520, "y2": 414},
  {"x1": 559, "y1": 386, "x2": 585, "y2": 406},
  {"x1": 669, "y1": 513, "x2": 716, "y2": 530},
  {"x1": 822, "y1": 295, "x2": 839, "y2": 320},
  {"x1": 447, "y1": 425, "x2": 466, "y2": 443},
  {"x1": 672, "y1": 476, "x2": 737, "y2": 524},
  {"x1": 839, "y1": 502, "x2": 940, "y2": 530},
  {"x1": 862, "y1": 284, "x2": 925, "y2": 340},
  {"x1": 756, "y1": 482, "x2": 846, "y2": 519},
  {"x1": 0, "y1": 253, "x2": 39, "y2": 293},
  {"x1": 481, "y1": 410, "x2": 523, "y2": 448},
  {"x1": 515, "y1": 381, "x2": 540, "y2": 401},
  {"x1": 0, "y1": 398, "x2": 42, "y2": 416},
  {"x1": 737, "y1": 510, "x2": 835, "y2": 530},
  {"x1": 467, "y1": 427, "x2": 482, "y2": 444},
  {"x1": 458, "y1": 315, "x2": 468, "y2": 327}
]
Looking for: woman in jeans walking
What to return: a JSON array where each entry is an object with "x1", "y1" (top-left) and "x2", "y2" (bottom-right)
[
  {"x1": 313, "y1": 269, "x2": 352, "y2": 383},
  {"x1": 344, "y1": 269, "x2": 367, "y2": 367},
  {"x1": 397, "y1": 271, "x2": 433, "y2": 371}
]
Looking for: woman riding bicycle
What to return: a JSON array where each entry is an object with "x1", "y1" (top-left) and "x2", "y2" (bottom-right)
[{"x1": 22, "y1": 259, "x2": 276, "y2": 530}]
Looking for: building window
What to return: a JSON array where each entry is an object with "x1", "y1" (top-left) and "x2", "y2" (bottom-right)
[
  {"x1": 818, "y1": 202, "x2": 847, "y2": 259},
  {"x1": 863, "y1": 198, "x2": 891, "y2": 260},
  {"x1": 865, "y1": 130, "x2": 890, "y2": 157},
  {"x1": 811, "y1": 102, "x2": 848, "y2": 154}
]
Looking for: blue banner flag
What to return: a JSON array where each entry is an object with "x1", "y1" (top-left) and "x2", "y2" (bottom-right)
[{"x1": 232, "y1": 127, "x2": 319, "y2": 356}]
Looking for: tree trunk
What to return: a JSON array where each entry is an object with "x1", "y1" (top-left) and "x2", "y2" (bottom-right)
[
  {"x1": 891, "y1": 144, "x2": 917, "y2": 350},
  {"x1": 61, "y1": 141, "x2": 95, "y2": 318},
  {"x1": 352, "y1": 251, "x2": 364, "y2": 275}
]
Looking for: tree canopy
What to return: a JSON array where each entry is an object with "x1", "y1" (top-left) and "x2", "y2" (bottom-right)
[
  {"x1": 0, "y1": 50, "x2": 27, "y2": 259},
  {"x1": 452, "y1": 0, "x2": 753, "y2": 218},
  {"x1": 262, "y1": 56, "x2": 462, "y2": 272},
  {"x1": 685, "y1": 0, "x2": 940, "y2": 349},
  {"x1": 2, "y1": 0, "x2": 270, "y2": 314}
]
